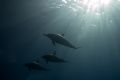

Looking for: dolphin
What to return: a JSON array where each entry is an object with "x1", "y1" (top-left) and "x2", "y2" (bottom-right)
[
  {"x1": 24, "y1": 60, "x2": 49, "y2": 71},
  {"x1": 42, "y1": 51, "x2": 67, "y2": 64},
  {"x1": 43, "y1": 33, "x2": 81, "y2": 49}
]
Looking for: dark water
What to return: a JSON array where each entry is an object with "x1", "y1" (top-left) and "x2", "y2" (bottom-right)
[{"x1": 1, "y1": 0, "x2": 120, "y2": 80}]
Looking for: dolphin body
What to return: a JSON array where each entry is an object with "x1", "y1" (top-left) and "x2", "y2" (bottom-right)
[
  {"x1": 42, "y1": 51, "x2": 67, "y2": 64},
  {"x1": 25, "y1": 61, "x2": 49, "y2": 71},
  {"x1": 44, "y1": 33, "x2": 80, "y2": 49}
]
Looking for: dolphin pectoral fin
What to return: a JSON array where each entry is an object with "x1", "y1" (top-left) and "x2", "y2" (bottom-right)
[{"x1": 52, "y1": 40, "x2": 55, "y2": 46}]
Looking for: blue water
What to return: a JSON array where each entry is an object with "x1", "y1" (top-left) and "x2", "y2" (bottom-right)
[{"x1": 1, "y1": 0, "x2": 120, "y2": 80}]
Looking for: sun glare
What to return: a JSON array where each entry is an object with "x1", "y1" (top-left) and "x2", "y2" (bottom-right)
[
  {"x1": 76, "y1": 0, "x2": 111, "y2": 12},
  {"x1": 60, "y1": 0, "x2": 111, "y2": 14}
]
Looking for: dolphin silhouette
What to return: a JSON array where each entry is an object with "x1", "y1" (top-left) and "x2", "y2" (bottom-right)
[
  {"x1": 44, "y1": 33, "x2": 81, "y2": 49},
  {"x1": 42, "y1": 51, "x2": 67, "y2": 64},
  {"x1": 25, "y1": 60, "x2": 50, "y2": 71}
]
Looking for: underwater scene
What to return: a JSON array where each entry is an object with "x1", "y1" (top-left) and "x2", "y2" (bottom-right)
[{"x1": 1, "y1": 0, "x2": 120, "y2": 80}]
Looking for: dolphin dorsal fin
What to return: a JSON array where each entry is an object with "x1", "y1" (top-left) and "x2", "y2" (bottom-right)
[{"x1": 61, "y1": 34, "x2": 64, "y2": 36}]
